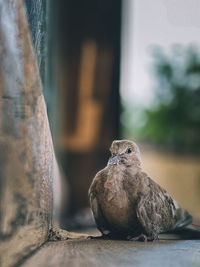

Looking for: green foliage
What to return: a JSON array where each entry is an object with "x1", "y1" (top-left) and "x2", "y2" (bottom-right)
[{"x1": 122, "y1": 45, "x2": 200, "y2": 153}]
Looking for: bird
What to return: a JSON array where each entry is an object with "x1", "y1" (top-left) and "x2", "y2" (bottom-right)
[{"x1": 88, "y1": 140, "x2": 192, "y2": 241}]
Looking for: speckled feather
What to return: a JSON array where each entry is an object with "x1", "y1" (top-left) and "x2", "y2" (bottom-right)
[{"x1": 89, "y1": 140, "x2": 192, "y2": 240}]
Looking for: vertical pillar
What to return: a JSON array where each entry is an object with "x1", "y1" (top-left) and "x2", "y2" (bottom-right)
[{"x1": 0, "y1": 1, "x2": 57, "y2": 266}]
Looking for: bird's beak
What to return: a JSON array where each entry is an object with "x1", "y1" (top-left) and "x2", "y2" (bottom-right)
[{"x1": 108, "y1": 154, "x2": 120, "y2": 166}]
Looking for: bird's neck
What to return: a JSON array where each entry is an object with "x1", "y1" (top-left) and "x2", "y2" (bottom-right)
[
  {"x1": 107, "y1": 163, "x2": 126, "y2": 174},
  {"x1": 106, "y1": 163, "x2": 141, "y2": 179},
  {"x1": 126, "y1": 164, "x2": 142, "y2": 176}
]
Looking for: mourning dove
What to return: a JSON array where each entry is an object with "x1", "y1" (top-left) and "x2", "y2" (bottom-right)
[{"x1": 89, "y1": 140, "x2": 192, "y2": 241}]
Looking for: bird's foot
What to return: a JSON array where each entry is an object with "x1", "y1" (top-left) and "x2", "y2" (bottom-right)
[{"x1": 128, "y1": 234, "x2": 156, "y2": 242}]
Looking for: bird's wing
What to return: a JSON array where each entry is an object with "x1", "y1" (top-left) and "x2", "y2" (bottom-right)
[
  {"x1": 129, "y1": 171, "x2": 192, "y2": 237},
  {"x1": 89, "y1": 172, "x2": 110, "y2": 234}
]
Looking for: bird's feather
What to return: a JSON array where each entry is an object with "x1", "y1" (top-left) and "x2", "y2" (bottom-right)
[
  {"x1": 130, "y1": 172, "x2": 192, "y2": 237},
  {"x1": 89, "y1": 140, "x2": 194, "y2": 240}
]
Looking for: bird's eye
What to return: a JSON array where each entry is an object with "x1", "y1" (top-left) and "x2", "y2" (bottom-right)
[{"x1": 127, "y1": 147, "x2": 132, "y2": 153}]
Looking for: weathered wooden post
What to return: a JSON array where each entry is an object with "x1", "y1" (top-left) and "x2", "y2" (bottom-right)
[{"x1": 0, "y1": 1, "x2": 59, "y2": 266}]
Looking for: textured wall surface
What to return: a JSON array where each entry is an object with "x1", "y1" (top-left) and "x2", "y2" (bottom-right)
[
  {"x1": 0, "y1": 1, "x2": 57, "y2": 266},
  {"x1": 25, "y1": 0, "x2": 47, "y2": 77}
]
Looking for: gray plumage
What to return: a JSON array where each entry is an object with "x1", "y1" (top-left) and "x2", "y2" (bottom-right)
[{"x1": 89, "y1": 140, "x2": 192, "y2": 241}]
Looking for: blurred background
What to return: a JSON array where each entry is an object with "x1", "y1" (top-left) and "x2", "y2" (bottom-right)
[
  {"x1": 26, "y1": 0, "x2": 200, "y2": 229},
  {"x1": 120, "y1": 0, "x2": 200, "y2": 225}
]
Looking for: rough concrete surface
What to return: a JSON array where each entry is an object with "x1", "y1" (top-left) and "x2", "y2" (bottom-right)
[{"x1": 23, "y1": 238, "x2": 200, "y2": 267}]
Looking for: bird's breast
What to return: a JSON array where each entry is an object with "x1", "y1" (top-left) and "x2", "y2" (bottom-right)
[{"x1": 99, "y1": 169, "x2": 135, "y2": 231}]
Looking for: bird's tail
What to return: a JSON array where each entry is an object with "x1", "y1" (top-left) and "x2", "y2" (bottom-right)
[
  {"x1": 160, "y1": 209, "x2": 200, "y2": 240},
  {"x1": 160, "y1": 224, "x2": 200, "y2": 240},
  {"x1": 175, "y1": 210, "x2": 193, "y2": 229}
]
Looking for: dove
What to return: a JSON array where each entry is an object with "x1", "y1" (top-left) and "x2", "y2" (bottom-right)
[{"x1": 89, "y1": 140, "x2": 192, "y2": 241}]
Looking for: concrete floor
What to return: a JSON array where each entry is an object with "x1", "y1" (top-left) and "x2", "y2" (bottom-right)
[{"x1": 22, "y1": 238, "x2": 200, "y2": 267}]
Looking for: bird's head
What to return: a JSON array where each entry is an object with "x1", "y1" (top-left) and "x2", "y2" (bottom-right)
[{"x1": 108, "y1": 140, "x2": 142, "y2": 168}]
